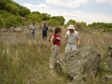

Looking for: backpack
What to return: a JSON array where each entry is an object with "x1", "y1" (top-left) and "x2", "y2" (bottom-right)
[{"x1": 49, "y1": 34, "x2": 56, "y2": 43}]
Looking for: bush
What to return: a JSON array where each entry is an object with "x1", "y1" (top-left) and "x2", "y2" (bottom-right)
[
  {"x1": 0, "y1": 17, "x2": 5, "y2": 29},
  {"x1": 5, "y1": 15, "x2": 22, "y2": 28},
  {"x1": 47, "y1": 19, "x2": 60, "y2": 27}
]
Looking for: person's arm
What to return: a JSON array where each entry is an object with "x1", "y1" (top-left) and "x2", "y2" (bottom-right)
[
  {"x1": 77, "y1": 38, "x2": 80, "y2": 46},
  {"x1": 30, "y1": 25, "x2": 32, "y2": 30},
  {"x1": 46, "y1": 26, "x2": 48, "y2": 31},
  {"x1": 64, "y1": 36, "x2": 68, "y2": 43},
  {"x1": 64, "y1": 32, "x2": 68, "y2": 44},
  {"x1": 50, "y1": 35, "x2": 54, "y2": 50}
]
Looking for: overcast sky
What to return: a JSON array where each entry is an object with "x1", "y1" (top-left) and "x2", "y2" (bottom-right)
[{"x1": 13, "y1": 0, "x2": 112, "y2": 24}]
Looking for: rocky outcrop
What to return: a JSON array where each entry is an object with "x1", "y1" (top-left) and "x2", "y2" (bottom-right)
[
  {"x1": 100, "y1": 46, "x2": 112, "y2": 72},
  {"x1": 10, "y1": 26, "x2": 22, "y2": 32},
  {"x1": 108, "y1": 46, "x2": 112, "y2": 57},
  {"x1": 102, "y1": 58, "x2": 112, "y2": 72},
  {"x1": 54, "y1": 45, "x2": 100, "y2": 84},
  {"x1": 0, "y1": 28, "x2": 8, "y2": 32}
]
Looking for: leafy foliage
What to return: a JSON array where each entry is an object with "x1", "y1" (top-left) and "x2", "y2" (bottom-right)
[
  {"x1": 41, "y1": 13, "x2": 50, "y2": 21},
  {"x1": 0, "y1": 17, "x2": 5, "y2": 29},
  {"x1": 0, "y1": 0, "x2": 30, "y2": 16},
  {"x1": 0, "y1": 10, "x2": 22, "y2": 28},
  {"x1": 88, "y1": 22, "x2": 112, "y2": 32},
  {"x1": 66, "y1": 19, "x2": 76, "y2": 26},
  {"x1": 47, "y1": 18, "x2": 60, "y2": 27},
  {"x1": 26, "y1": 12, "x2": 42, "y2": 23},
  {"x1": 5, "y1": 15, "x2": 22, "y2": 28},
  {"x1": 51, "y1": 16, "x2": 65, "y2": 25}
]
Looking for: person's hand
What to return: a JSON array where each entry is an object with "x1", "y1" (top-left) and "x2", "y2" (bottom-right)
[
  {"x1": 77, "y1": 42, "x2": 81, "y2": 47},
  {"x1": 78, "y1": 41, "x2": 81, "y2": 45},
  {"x1": 51, "y1": 46, "x2": 54, "y2": 50}
]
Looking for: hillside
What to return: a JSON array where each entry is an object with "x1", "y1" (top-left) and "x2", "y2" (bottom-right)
[
  {"x1": 0, "y1": 0, "x2": 65, "y2": 29},
  {"x1": 0, "y1": 0, "x2": 112, "y2": 33},
  {"x1": 0, "y1": 26, "x2": 112, "y2": 84}
]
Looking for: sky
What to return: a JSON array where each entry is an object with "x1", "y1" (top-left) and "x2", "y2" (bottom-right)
[{"x1": 13, "y1": 0, "x2": 112, "y2": 24}]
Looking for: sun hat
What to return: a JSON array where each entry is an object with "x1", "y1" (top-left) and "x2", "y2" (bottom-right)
[{"x1": 67, "y1": 25, "x2": 75, "y2": 30}]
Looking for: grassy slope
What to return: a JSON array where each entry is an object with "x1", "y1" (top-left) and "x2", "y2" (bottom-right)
[{"x1": 0, "y1": 27, "x2": 112, "y2": 84}]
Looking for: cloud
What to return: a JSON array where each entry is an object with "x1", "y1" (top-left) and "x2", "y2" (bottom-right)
[
  {"x1": 63, "y1": 11, "x2": 112, "y2": 24},
  {"x1": 23, "y1": 3, "x2": 50, "y2": 12},
  {"x1": 46, "y1": 0, "x2": 112, "y2": 8},
  {"x1": 46, "y1": 0, "x2": 90, "y2": 8},
  {"x1": 96, "y1": 0, "x2": 112, "y2": 4},
  {"x1": 23, "y1": 2, "x2": 112, "y2": 24}
]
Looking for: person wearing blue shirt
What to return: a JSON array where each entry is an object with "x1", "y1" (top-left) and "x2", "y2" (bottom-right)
[{"x1": 42, "y1": 23, "x2": 48, "y2": 40}]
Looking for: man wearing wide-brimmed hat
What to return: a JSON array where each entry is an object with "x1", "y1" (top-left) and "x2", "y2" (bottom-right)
[{"x1": 65, "y1": 25, "x2": 80, "y2": 52}]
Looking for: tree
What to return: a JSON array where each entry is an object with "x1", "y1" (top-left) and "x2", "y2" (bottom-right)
[
  {"x1": 5, "y1": 15, "x2": 22, "y2": 28},
  {"x1": 51, "y1": 16, "x2": 65, "y2": 26},
  {"x1": 19, "y1": 6, "x2": 31, "y2": 17},
  {"x1": 0, "y1": 17, "x2": 5, "y2": 29},
  {"x1": 5, "y1": 3, "x2": 18, "y2": 15},
  {"x1": 0, "y1": 0, "x2": 12, "y2": 9},
  {"x1": 41, "y1": 13, "x2": 50, "y2": 21},
  {"x1": 47, "y1": 19, "x2": 60, "y2": 27},
  {"x1": 66, "y1": 19, "x2": 76, "y2": 27},
  {"x1": 26, "y1": 12, "x2": 42, "y2": 23},
  {"x1": 75, "y1": 22, "x2": 87, "y2": 30}
]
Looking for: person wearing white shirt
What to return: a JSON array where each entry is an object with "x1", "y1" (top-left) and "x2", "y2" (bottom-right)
[
  {"x1": 65, "y1": 25, "x2": 80, "y2": 52},
  {"x1": 30, "y1": 22, "x2": 37, "y2": 38}
]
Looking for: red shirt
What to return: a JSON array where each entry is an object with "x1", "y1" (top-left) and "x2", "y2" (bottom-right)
[{"x1": 53, "y1": 34, "x2": 61, "y2": 46}]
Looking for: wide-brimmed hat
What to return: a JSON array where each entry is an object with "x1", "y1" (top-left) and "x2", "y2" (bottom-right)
[{"x1": 67, "y1": 25, "x2": 75, "y2": 30}]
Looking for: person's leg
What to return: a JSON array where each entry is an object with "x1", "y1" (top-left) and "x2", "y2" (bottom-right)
[
  {"x1": 42, "y1": 31, "x2": 44, "y2": 39},
  {"x1": 55, "y1": 46, "x2": 60, "y2": 63},
  {"x1": 72, "y1": 45, "x2": 78, "y2": 51},
  {"x1": 33, "y1": 31, "x2": 35, "y2": 37},
  {"x1": 31, "y1": 32, "x2": 34, "y2": 38},
  {"x1": 50, "y1": 45, "x2": 58, "y2": 69},
  {"x1": 43, "y1": 31, "x2": 46, "y2": 40},
  {"x1": 43, "y1": 31, "x2": 47, "y2": 40},
  {"x1": 65, "y1": 43, "x2": 71, "y2": 52},
  {"x1": 45, "y1": 31, "x2": 47, "y2": 40}
]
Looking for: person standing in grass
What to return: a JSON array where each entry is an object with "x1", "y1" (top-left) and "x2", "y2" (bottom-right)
[
  {"x1": 30, "y1": 22, "x2": 37, "y2": 38},
  {"x1": 49, "y1": 27, "x2": 62, "y2": 69},
  {"x1": 65, "y1": 25, "x2": 80, "y2": 52},
  {"x1": 42, "y1": 23, "x2": 48, "y2": 40}
]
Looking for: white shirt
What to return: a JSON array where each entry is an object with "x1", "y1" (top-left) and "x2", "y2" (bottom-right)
[
  {"x1": 65, "y1": 31, "x2": 79, "y2": 44},
  {"x1": 30, "y1": 25, "x2": 37, "y2": 32}
]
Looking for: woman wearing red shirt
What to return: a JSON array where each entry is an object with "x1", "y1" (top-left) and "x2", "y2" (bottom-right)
[{"x1": 50, "y1": 27, "x2": 61, "y2": 69}]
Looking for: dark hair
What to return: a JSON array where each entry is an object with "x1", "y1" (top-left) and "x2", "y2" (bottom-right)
[
  {"x1": 54, "y1": 27, "x2": 61, "y2": 34},
  {"x1": 33, "y1": 22, "x2": 35, "y2": 24},
  {"x1": 43, "y1": 23, "x2": 46, "y2": 26}
]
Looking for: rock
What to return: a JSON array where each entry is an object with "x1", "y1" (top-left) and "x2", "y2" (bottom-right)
[
  {"x1": 54, "y1": 45, "x2": 100, "y2": 84},
  {"x1": 10, "y1": 26, "x2": 16, "y2": 31},
  {"x1": 100, "y1": 46, "x2": 112, "y2": 73},
  {"x1": 0, "y1": 28, "x2": 8, "y2": 32},
  {"x1": 70, "y1": 74, "x2": 87, "y2": 84},
  {"x1": 10, "y1": 26, "x2": 22, "y2": 32},
  {"x1": 104, "y1": 75, "x2": 112, "y2": 80},
  {"x1": 101, "y1": 58, "x2": 112, "y2": 72},
  {"x1": 108, "y1": 46, "x2": 112, "y2": 57},
  {"x1": 14, "y1": 27, "x2": 22, "y2": 32}
]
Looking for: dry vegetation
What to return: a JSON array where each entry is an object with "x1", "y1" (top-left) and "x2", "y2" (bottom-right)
[{"x1": 0, "y1": 26, "x2": 112, "y2": 84}]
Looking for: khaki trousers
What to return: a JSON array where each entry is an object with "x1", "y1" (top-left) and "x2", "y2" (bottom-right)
[{"x1": 50, "y1": 45, "x2": 60, "y2": 68}]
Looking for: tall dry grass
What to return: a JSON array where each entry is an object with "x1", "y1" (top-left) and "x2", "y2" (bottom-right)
[
  {"x1": 0, "y1": 27, "x2": 112, "y2": 84},
  {"x1": 0, "y1": 28, "x2": 69, "y2": 84}
]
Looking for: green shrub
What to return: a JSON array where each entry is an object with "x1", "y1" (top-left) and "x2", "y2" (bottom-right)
[
  {"x1": 0, "y1": 17, "x2": 5, "y2": 29},
  {"x1": 5, "y1": 15, "x2": 22, "y2": 28}
]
